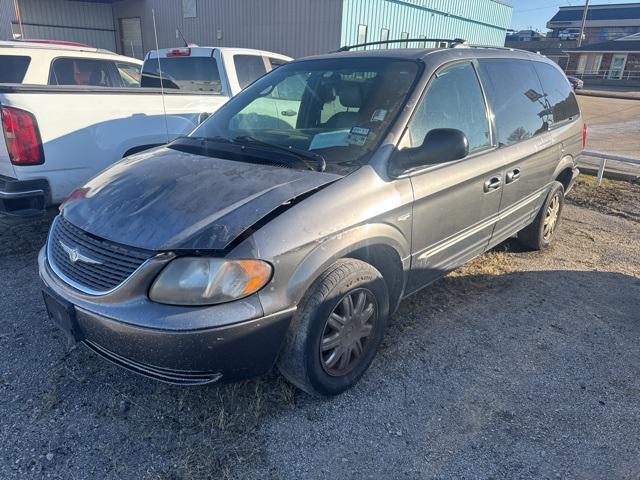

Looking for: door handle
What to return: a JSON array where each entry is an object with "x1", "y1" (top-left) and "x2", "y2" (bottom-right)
[
  {"x1": 281, "y1": 109, "x2": 297, "y2": 117},
  {"x1": 506, "y1": 167, "x2": 521, "y2": 184},
  {"x1": 484, "y1": 176, "x2": 502, "y2": 192}
]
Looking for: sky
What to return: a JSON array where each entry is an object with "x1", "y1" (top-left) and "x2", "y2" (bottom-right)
[{"x1": 509, "y1": 0, "x2": 640, "y2": 32}]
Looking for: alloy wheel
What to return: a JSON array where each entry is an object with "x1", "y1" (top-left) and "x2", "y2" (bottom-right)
[{"x1": 543, "y1": 193, "x2": 560, "y2": 241}]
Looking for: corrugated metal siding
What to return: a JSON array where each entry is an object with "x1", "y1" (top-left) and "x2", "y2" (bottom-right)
[
  {"x1": 340, "y1": 0, "x2": 513, "y2": 48},
  {"x1": 0, "y1": 0, "x2": 17, "y2": 40},
  {"x1": 131, "y1": 0, "x2": 343, "y2": 59},
  {"x1": 12, "y1": 0, "x2": 116, "y2": 51}
]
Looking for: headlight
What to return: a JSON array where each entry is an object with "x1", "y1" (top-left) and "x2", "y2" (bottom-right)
[{"x1": 149, "y1": 257, "x2": 272, "y2": 306}]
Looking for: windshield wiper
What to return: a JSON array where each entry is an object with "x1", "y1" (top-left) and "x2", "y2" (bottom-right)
[
  {"x1": 233, "y1": 135, "x2": 326, "y2": 172},
  {"x1": 180, "y1": 135, "x2": 233, "y2": 144}
]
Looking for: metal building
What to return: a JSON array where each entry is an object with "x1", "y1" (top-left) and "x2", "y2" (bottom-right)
[{"x1": 1, "y1": 0, "x2": 512, "y2": 59}]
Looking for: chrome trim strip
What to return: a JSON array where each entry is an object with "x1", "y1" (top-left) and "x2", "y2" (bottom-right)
[
  {"x1": 0, "y1": 188, "x2": 44, "y2": 198},
  {"x1": 46, "y1": 216, "x2": 155, "y2": 296}
]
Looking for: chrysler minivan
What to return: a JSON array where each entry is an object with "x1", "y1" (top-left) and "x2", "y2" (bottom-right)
[{"x1": 39, "y1": 43, "x2": 584, "y2": 396}]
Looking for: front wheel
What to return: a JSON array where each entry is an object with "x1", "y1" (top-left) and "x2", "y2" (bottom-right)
[
  {"x1": 517, "y1": 181, "x2": 565, "y2": 250},
  {"x1": 277, "y1": 259, "x2": 389, "y2": 396}
]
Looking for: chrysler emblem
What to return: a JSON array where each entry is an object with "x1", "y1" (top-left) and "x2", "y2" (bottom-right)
[{"x1": 59, "y1": 241, "x2": 103, "y2": 265}]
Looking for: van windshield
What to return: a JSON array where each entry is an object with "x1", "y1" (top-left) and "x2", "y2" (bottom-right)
[{"x1": 184, "y1": 57, "x2": 421, "y2": 173}]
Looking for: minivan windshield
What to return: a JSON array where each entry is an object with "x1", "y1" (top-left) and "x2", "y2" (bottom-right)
[{"x1": 181, "y1": 58, "x2": 421, "y2": 173}]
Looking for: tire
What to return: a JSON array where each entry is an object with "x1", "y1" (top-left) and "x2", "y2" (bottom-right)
[
  {"x1": 517, "y1": 181, "x2": 565, "y2": 250},
  {"x1": 277, "y1": 258, "x2": 389, "y2": 397}
]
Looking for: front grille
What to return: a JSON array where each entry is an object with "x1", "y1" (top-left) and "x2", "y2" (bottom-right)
[{"x1": 48, "y1": 216, "x2": 154, "y2": 293}]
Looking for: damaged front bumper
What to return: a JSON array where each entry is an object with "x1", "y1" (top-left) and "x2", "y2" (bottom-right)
[{"x1": 38, "y1": 246, "x2": 295, "y2": 385}]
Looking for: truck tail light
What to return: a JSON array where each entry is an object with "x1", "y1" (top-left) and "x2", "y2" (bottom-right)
[
  {"x1": 167, "y1": 48, "x2": 191, "y2": 57},
  {"x1": 1, "y1": 106, "x2": 44, "y2": 166},
  {"x1": 582, "y1": 123, "x2": 588, "y2": 149}
]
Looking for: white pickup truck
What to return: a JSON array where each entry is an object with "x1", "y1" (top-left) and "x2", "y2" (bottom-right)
[{"x1": 0, "y1": 41, "x2": 291, "y2": 218}]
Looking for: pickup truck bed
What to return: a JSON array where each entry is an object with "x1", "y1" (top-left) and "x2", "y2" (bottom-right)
[{"x1": 0, "y1": 84, "x2": 225, "y2": 215}]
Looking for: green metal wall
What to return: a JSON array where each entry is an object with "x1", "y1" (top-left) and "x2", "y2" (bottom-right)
[{"x1": 340, "y1": 0, "x2": 513, "y2": 48}]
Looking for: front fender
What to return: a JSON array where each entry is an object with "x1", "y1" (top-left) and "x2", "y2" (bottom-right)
[
  {"x1": 286, "y1": 223, "x2": 410, "y2": 305},
  {"x1": 244, "y1": 166, "x2": 415, "y2": 316},
  {"x1": 250, "y1": 221, "x2": 411, "y2": 316}
]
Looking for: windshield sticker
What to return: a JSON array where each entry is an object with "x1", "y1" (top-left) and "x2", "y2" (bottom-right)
[
  {"x1": 371, "y1": 109, "x2": 388, "y2": 122},
  {"x1": 347, "y1": 126, "x2": 370, "y2": 146},
  {"x1": 309, "y1": 129, "x2": 350, "y2": 150}
]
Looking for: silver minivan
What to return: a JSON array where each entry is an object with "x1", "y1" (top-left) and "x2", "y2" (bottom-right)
[{"x1": 39, "y1": 43, "x2": 584, "y2": 396}]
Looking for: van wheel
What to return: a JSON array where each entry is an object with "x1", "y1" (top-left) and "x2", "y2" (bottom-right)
[
  {"x1": 277, "y1": 259, "x2": 389, "y2": 397},
  {"x1": 517, "y1": 181, "x2": 565, "y2": 250}
]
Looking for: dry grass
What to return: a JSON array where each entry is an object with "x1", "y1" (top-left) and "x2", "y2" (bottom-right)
[
  {"x1": 150, "y1": 375, "x2": 296, "y2": 480},
  {"x1": 568, "y1": 174, "x2": 640, "y2": 222}
]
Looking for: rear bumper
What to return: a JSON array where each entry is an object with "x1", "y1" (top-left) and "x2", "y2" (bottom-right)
[{"x1": 0, "y1": 176, "x2": 50, "y2": 217}]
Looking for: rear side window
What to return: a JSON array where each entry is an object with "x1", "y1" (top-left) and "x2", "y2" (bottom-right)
[
  {"x1": 405, "y1": 62, "x2": 491, "y2": 154},
  {"x1": 141, "y1": 57, "x2": 221, "y2": 93},
  {"x1": 0, "y1": 55, "x2": 31, "y2": 83},
  {"x1": 234, "y1": 55, "x2": 267, "y2": 89},
  {"x1": 532, "y1": 62, "x2": 580, "y2": 125},
  {"x1": 478, "y1": 59, "x2": 548, "y2": 147},
  {"x1": 49, "y1": 58, "x2": 121, "y2": 87}
]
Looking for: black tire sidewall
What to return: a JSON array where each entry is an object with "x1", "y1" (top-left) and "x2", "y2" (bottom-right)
[{"x1": 304, "y1": 265, "x2": 389, "y2": 396}]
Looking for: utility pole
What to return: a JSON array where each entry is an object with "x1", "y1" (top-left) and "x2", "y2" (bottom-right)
[
  {"x1": 577, "y1": 0, "x2": 590, "y2": 47},
  {"x1": 12, "y1": 0, "x2": 24, "y2": 38}
]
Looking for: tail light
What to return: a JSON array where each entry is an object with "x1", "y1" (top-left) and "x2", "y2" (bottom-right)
[
  {"x1": 166, "y1": 48, "x2": 191, "y2": 57},
  {"x1": 1, "y1": 105, "x2": 44, "y2": 165},
  {"x1": 582, "y1": 123, "x2": 588, "y2": 149}
]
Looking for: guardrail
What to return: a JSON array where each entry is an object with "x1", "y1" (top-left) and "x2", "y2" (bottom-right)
[{"x1": 580, "y1": 150, "x2": 640, "y2": 186}]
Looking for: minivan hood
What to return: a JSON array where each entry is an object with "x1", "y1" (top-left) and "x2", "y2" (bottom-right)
[{"x1": 61, "y1": 148, "x2": 341, "y2": 251}]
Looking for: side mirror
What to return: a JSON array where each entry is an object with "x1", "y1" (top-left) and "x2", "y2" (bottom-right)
[{"x1": 394, "y1": 128, "x2": 469, "y2": 172}]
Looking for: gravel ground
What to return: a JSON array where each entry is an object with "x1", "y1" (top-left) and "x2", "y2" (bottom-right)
[{"x1": 0, "y1": 179, "x2": 638, "y2": 479}]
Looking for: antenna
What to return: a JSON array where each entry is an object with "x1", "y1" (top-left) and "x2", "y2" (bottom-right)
[
  {"x1": 176, "y1": 27, "x2": 189, "y2": 48},
  {"x1": 152, "y1": 8, "x2": 170, "y2": 144}
]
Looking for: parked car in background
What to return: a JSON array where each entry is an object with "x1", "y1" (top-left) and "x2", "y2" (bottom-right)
[
  {"x1": 142, "y1": 46, "x2": 290, "y2": 93},
  {"x1": 0, "y1": 41, "x2": 291, "y2": 218},
  {"x1": 39, "y1": 43, "x2": 584, "y2": 396},
  {"x1": 567, "y1": 75, "x2": 584, "y2": 90}
]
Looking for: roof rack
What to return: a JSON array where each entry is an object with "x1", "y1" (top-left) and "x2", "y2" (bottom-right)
[
  {"x1": 463, "y1": 44, "x2": 518, "y2": 51},
  {"x1": 336, "y1": 38, "x2": 468, "y2": 52}
]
